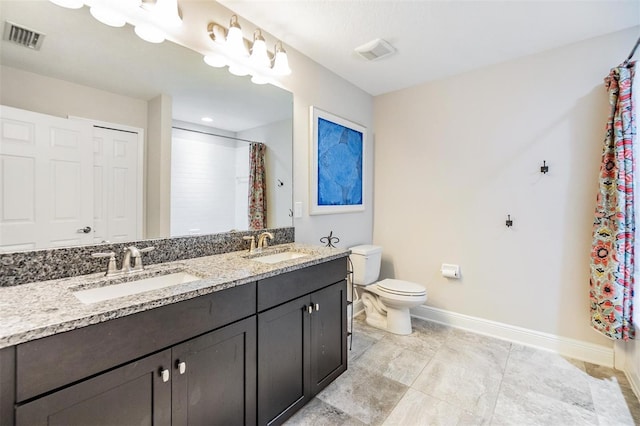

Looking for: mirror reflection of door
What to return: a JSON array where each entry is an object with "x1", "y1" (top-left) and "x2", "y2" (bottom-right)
[
  {"x1": 92, "y1": 126, "x2": 141, "y2": 244},
  {"x1": 0, "y1": 106, "x2": 142, "y2": 252}
]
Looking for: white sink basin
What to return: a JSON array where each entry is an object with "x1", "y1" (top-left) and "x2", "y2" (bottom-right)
[
  {"x1": 73, "y1": 272, "x2": 200, "y2": 304},
  {"x1": 251, "y1": 251, "x2": 308, "y2": 264}
]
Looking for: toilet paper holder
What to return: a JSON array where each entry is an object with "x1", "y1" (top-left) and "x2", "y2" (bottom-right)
[{"x1": 441, "y1": 263, "x2": 460, "y2": 279}]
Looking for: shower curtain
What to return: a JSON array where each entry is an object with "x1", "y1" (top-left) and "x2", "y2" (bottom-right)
[
  {"x1": 589, "y1": 61, "x2": 636, "y2": 340},
  {"x1": 248, "y1": 142, "x2": 267, "y2": 230}
]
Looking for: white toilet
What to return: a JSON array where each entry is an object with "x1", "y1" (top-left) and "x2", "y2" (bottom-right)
[{"x1": 349, "y1": 245, "x2": 427, "y2": 335}]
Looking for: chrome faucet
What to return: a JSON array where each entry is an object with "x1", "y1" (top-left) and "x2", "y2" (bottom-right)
[
  {"x1": 121, "y1": 246, "x2": 155, "y2": 273},
  {"x1": 92, "y1": 246, "x2": 155, "y2": 276},
  {"x1": 257, "y1": 232, "x2": 274, "y2": 249}
]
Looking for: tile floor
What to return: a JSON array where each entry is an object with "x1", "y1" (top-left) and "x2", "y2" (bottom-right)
[{"x1": 285, "y1": 315, "x2": 640, "y2": 426}]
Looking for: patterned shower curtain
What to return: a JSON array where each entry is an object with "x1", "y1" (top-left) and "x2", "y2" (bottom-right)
[
  {"x1": 248, "y1": 142, "x2": 267, "y2": 230},
  {"x1": 589, "y1": 62, "x2": 636, "y2": 340}
]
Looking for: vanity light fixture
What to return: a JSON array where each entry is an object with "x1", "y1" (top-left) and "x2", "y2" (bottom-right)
[
  {"x1": 48, "y1": 0, "x2": 181, "y2": 44},
  {"x1": 201, "y1": 117, "x2": 213, "y2": 123},
  {"x1": 250, "y1": 29, "x2": 271, "y2": 69},
  {"x1": 225, "y1": 15, "x2": 248, "y2": 57},
  {"x1": 205, "y1": 16, "x2": 292, "y2": 85},
  {"x1": 272, "y1": 41, "x2": 292, "y2": 76}
]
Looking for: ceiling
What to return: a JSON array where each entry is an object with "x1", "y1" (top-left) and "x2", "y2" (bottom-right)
[
  {"x1": 218, "y1": 0, "x2": 640, "y2": 96},
  {"x1": 0, "y1": 1, "x2": 292, "y2": 132}
]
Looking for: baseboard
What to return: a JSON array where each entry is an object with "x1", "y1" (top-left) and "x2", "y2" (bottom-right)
[
  {"x1": 615, "y1": 341, "x2": 640, "y2": 400},
  {"x1": 411, "y1": 305, "x2": 614, "y2": 367},
  {"x1": 627, "y1": 367, "x2": 640, "y2": 401}
]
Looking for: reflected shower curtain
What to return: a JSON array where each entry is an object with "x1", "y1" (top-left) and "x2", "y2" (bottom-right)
[
  {"x1": 589, "y1": 62, "x2": 636, "y2": 340},
  {"x1": 248, "y1": 142, "x2": 267, "y2": 230}
]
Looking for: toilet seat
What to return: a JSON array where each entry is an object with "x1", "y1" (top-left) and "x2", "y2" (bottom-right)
[{"x1": 376, "y1": 279, "x2": 426, "y2": 297}]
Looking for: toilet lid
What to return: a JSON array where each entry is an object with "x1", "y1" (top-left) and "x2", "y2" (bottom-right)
[{"x1": 377, "y1": 279, "x2": 426, "y2": 296}]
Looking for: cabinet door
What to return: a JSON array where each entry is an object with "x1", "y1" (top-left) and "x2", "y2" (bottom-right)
[
  {"x1": 310, "y1": 280, "x2": 348, "y2": 395},
  {"x1": 15, "y1": 350, "x2": 171, "y2": 426},
  {"x1": 258, "y1": 295, "x2": 311, "y2": 426},
  {"x1": 172, "y1": 317, "x2": 257, "y2": 426}
]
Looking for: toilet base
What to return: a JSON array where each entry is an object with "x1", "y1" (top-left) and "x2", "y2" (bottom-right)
[
  {"x1": 360, "y1": 291, "x2": 415, "y2": 335},
  {"x1": 385, "y1": 307, "x2": 412, "y2": 335}
]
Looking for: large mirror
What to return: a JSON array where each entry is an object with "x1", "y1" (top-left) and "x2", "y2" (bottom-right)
[{"x1": 0, "y1": 1, "x2": 293, "y2": 252}]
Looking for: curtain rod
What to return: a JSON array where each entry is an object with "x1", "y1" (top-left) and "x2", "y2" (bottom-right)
[
  {"x1": 624, "y1": 36, "x2": 640, "y2": 64},
  {"x1": 172, "y1": 126, "x2": 263, "y2": 144}
]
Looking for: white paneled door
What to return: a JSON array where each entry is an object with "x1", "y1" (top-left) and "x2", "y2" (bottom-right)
[
  {"x1": 0, "y1": 106, "x2": 142, "y2": 252},
  {"x1": 92, "y1": 127, "x2": 140, "y2": 244},
  {"x1": 0, "y1": 105, "x2": 93, "y2": 251}
]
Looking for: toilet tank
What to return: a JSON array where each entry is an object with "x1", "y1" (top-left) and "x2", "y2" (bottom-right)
[{"x1": 349, "y1": 245, "x2": 383, "y2": 285}]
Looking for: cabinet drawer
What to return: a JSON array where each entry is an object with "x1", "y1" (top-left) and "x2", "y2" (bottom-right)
[
  {"x1": 16, "y1": 282, "x2": 256, "y2": 402},
  {"x1": 257, "y1": 258, "x2": 347, "y2": 312}
]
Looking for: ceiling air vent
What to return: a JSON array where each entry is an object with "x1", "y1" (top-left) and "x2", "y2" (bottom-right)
[
  {"x1": 355, "y1": 38, "x2": 396, "y2": 61},
  {"x1": 3, "y1": 21, "x2": 45, "y2": 50}
]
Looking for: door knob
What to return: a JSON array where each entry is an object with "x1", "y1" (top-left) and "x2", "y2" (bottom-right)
[
  {"x1": 177, "y1": 361, "x2": 186, "y2": 375},
  {"x1": 77, "y1": 226, "x2": 92, "y2": 234},
  {"x1": 315, "y1": 303, "x2": 320, "y2": 311}
]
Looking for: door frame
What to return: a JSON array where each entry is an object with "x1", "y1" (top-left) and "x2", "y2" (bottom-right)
[{"x1": 70, "y1": 116, "x2": 145, "y2": 241}]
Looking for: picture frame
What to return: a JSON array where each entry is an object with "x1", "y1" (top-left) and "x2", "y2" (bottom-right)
[{"x1": 309, "y1": 106, "x2": 366, "y2": 215}]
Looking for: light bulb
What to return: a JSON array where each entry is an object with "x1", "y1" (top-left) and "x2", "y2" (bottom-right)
[
  {"x1": 49, "y1": 0, "x2": 84, "y2": 8},
  {"x1": 250, "y1": 30, "x2": 271, "y2": 69},
  {"x1": 272, "y1": 42, "x2": 291, "y2": 76},
  {"x1": 225, "y1": 15, "x2": 248, "y2": 57},
  {"x1": 153, "y1": 0, "x2": 182, "y2": 28},
  {"x1": 134, "y1": 24, "x2": 165, "y2": 43},
  {"x1": 251, "y1": 74, "x2": 269, "y2": 85},
  {"x1": 204, "y1": 54, "x2": 227, "y2": 68},
  {"x1": 90, "y1": 6, "x2": 126, "y2": 27},
  {"x1": 228, "y1": 64, "x2": 249, "y2": 77}
]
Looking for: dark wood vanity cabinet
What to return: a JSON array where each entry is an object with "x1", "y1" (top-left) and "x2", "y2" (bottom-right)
[
  {"x1": 257, "y1": 258, "x2": 348, "y2": 426},
  {"x1": 172, "y1": 317, "x2": 257, "y2": 425},
  {"x1": 11, "y1": 283, "x2": 257, "y2": 426},
  {"x1": 3, "y1": 256, "x2": 348, "y2": 426},
  {"x1": 15, "y1": 317, "x2": 257, "y2": 426},
  {"x1": 16, "y1": 349, "x2": 173, "y2": 426}
]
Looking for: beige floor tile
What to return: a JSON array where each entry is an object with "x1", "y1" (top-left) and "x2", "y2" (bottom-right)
[
  {"x1": 502, "y1": 345, "x2": 594, "y2": 411},
  {"x1": 352, "y1": 339, "x2": 430, "y2": 386},
  {"x1": 293, "y1": 317, "x2": 640, "y2": 425},
  {"x1": 382, "y1": 388, "x2": 484, "y2": 426},
  {"x1": 411, "y1": 349, "x2": 502, "y2": 419},
  {"x1": 492, "y1": 381, "x2": 599, "y2": 426},
  {"x1": 316, "y1": 364, "x2": 408, "y2": 425},
  {"x1": 285, "y1": 398, "x2": 365, "y2": 426}
]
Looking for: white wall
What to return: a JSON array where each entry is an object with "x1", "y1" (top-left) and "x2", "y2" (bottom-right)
[
  {"x1": 0, "y1": 65, "x2": 147, "y2": 128},
  {"x1": 373, "y1": 27, "x2": 639, "y2": 348},
  {"x1": 171, "y1": 126, "x2": 243, "y2": 236},
  {"x1": 279, "y1": 50, "x2": 374, "y2": 248}
]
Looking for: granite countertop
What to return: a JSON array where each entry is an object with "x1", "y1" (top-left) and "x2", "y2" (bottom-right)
[{"x1": 0, "y1": 243, "x2": 350, "y2": 349}]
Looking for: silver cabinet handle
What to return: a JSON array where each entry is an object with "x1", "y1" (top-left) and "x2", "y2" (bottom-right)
[
  {"x1": 178, "y1": 361, "x2": 186, "y2": 375},
  {"x1": 307, "y1": 305, "x2": 313, "y2": 314},
  {"x1": 160, "y1": 368, "x2": 170, "y2": 382},
  {"x1": 77, "y1": 226, "x2": 92, "y2": 234},
  {"x1": 315, "y1": 303, "x2": 320, "y2": 311}
]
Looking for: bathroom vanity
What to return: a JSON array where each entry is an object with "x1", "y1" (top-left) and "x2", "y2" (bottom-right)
[{"x1": 0, "y1": 244, "x2": 349, "y2": 426}]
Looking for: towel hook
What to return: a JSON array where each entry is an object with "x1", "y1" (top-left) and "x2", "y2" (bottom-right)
[
  {"x1": 540, "y1": 160, "x2": 549, "y2": 174},
  {"x1": 506, "y1": 215, "x2": 513, "y2": 228}
]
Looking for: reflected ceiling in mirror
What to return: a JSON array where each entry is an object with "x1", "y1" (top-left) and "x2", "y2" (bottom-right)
[{"x1": 0, "y1": 1, "x2": 292, "y2": 131}]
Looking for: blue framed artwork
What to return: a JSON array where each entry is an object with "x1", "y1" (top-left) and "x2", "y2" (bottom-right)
[{"x1": 310, "y1": 106, "x2": 366, "y2": 214}]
